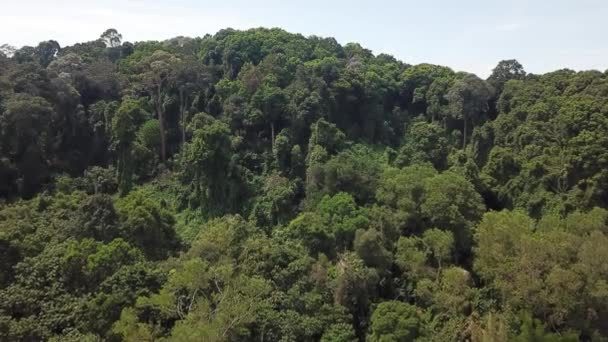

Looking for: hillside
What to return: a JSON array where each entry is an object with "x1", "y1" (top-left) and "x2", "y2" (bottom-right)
[{"x1": 1, "y1": 27, "x2": 607, "y2": 341}]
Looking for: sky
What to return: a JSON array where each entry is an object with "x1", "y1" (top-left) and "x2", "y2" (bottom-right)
[{"x1": 1, "y1": 0, "x2": 607, "y2": 78}]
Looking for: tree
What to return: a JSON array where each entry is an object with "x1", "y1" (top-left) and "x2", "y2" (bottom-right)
[
  {"x1": 100, "y1": 29, "x2": 122, "y2": 48},
  {"x1": 249, "y1": 173, "x2": 297, "y2": 229},
  {"x1": 376, "y1": 165, "x2": 437, "y2": 233},
  {"x1": 115, "y1": 190, "x2": 180, "y2": 260},
  {"x1": 447, "y1": 73, "x2": 494, "y2": 149},
  {"x1": 487, "y1": 59, "x2": 526, "y2": 95},
  {"x1": 171, "y1": 57, "x2": 211, "y2": 145},
  {"x1": 416, "y1": 266, "x2": 475, "y2": 315},
  {"x1": 272, "y1": 129, "x2": 292, "y2": 173},
  {"x1": 251, "y1": 83, "x2": 287, "y2": 148},
  {"x1": 0, "y1": 232, "x2": 147, "y2": 341},
  {"x1": 168, "y1": 273, "x2": 272, "y2": 341},
  {"x1": 34, "y1": 40, "x2": 61, "y2": 67},
  {"x1": 71, "y1": 194, "x2": 120, "y2": 242},
  {"x1": 281, "y1": 192, "x2": 368, "y2": 257},
  {"x1": 321, "y1": 323, "x2": 357, "y2": 342},
  {"x1": 474, "y1": 209, "x2": 608, "y2": 334},
  {"x1": 0, "y1": 44, "x2": 16, "y2": 58},
  {"x1": 0, "y1": 94, "x2": 54, "y2": 197},
  {"x1": 307, "y1": 118, "x2": 346, "y2": 156},
  {"x1": 368, "y1": 301, "x2": 424, "y2": 342},
  {"x1": 400, "y1": 63, "x2": 455, "y2": 116},
  {"x1": 305, "y1": 119, "x2": 347, "y2": 204},
  {"x1": 111, "y1": 98, "x2": 147, "y2": 195},
  {"x1": 426, "y1": 76, "x2": 453, "y2": 123},
  {"x1": 320, "y1": 144, "x2": 384, "y2": 204},
  {"x1": 139, "y1": 50, "x2": 180, "y2": 161},
  {"x1": 421, "y1": 171, "x2": 485, "y2": 256},
  {"x1": 422, "y1": 228, "x2": 454, "y2": 270},
  {"x1": 354, "y1": 228, "x2": 392, "y2": 271},
  {"x1": 395, "y1": 236, "x2": 433, "y2": 282},
  {"x1": 334, "y1": 252, "x2": 379, "y2": 338},
  {"x1": 178, "y1": 118, "x2": 244, "y2": 215},
  {"x1": 396, "y1": 121, "x2": 451, "y2": 170},
  {"x1": 512, "y1": 312, "x2": 578, "y2": 342}
]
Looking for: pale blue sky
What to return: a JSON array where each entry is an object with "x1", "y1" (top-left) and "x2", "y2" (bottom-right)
[{"x1": 1, "y1": 0, "x2": 607, "y2": 77}]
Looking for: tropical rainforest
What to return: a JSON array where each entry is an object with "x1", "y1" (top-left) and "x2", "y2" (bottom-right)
[{"x1": 1, "y1": 27, "x2": 608, "y2": 341}]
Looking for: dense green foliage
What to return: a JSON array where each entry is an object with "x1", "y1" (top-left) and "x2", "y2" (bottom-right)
[{"x1": 1, "y1": 27, "x2": 608, "y2": 341}]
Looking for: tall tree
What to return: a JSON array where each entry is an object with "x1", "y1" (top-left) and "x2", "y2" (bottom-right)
[
  {"x1": 447, "y1": 73, "x2": 494, "y2": 149},
  {"x1": 100, "y1": 28, "x2": 123, "y2": 48},
  {"x1": 251, "y1": 83, "x2": 287, "y2": 148},
  {"x1": 34, "y1": 40, "x2": 61, "y2": 67},
  {"x1": 111, "y1": 98, "x2": 147, "y2": 195},
  {"x1": 0, "y1": 44, "x2": 16, "y2": 58},
  {"x1": 487, "y1": 59, "x2": 526, "y2": 95},
  {"x1": 0, "y1": 94, "x2": 54, "y2": 197},
  {"x1": 171, "y1": 56, "x2": 211, "y2": 145},
  {"x1": 139, "y1": 50, "x2": 179, "y2": 161}
]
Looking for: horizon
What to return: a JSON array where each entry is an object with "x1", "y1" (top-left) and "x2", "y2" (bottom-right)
[{"x1": 2, "y1": 0, "x2": 607, "y2": 78}]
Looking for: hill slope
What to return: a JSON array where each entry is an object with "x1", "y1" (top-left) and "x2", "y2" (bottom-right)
[{"x1": 0, "y1": 28, "x2": 607, "y2": 341}]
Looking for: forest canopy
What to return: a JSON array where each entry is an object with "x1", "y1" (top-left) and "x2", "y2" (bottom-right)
[{"x1": 1, "y1": 27, "x2": 608, "y2": 341}]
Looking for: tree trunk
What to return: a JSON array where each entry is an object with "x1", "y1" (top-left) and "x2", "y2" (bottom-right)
[
  {"x1": 436, "y1": 260, "x2": 442, "y2": 281},
  {"x1": 156, "y1": 84, "x2": 166, "y2": 162},
  {"x1": 179, "y1": 88, "x2": 186, "y2": 146},
  {"x1": 270, "y1": 121, "x2": 275, "y2": 149},
  {"x1": 462, "y1": 117, "x2": 467, "y2": 150}
]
